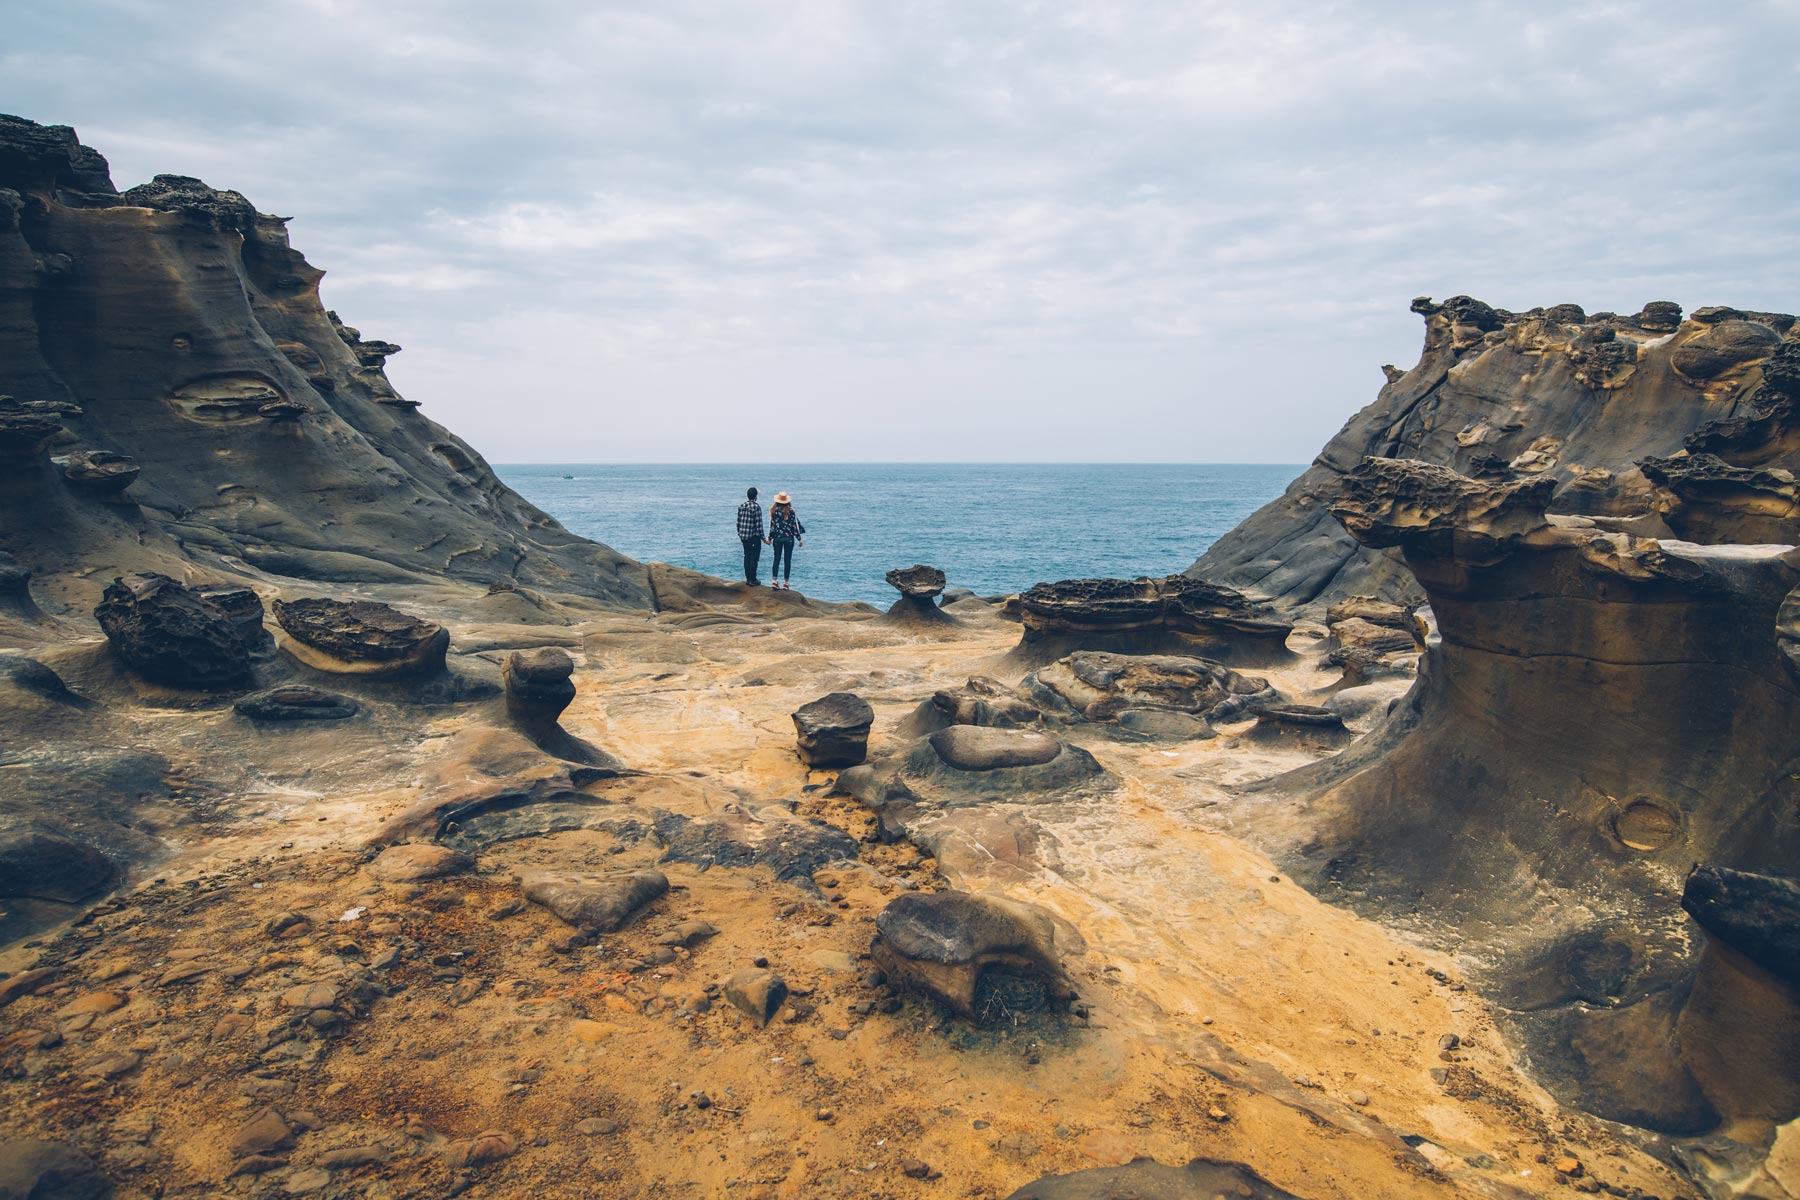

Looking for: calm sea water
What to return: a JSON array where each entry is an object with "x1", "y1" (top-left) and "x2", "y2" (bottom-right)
[{"x1": 496, "y1": 464, "x2": 1298, "y2": 607}]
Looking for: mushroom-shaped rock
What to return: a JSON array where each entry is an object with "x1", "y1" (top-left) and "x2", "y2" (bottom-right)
[
  {"x1": 58, "y1": 449, "x2": 139, "y2": 494},
  {"x1": 504, "y1": 647, "x2": 576, "y2": 728},
  {"x1": 871, "y1": 890, "x2": 1077, "y2": 1021},
  {"x1": 1640, "y1": 452, "x2": 1800, "y2": 545},
  {"x1": 1682, "y1": 864, "x2": 1800, "y2": 988},
  {"x1": 792, "y1": 691, "x2": 875, "y2": 767},
  {"x1": 95, "y1": 573, "x2": 255, "y2": 688},
  {"x1": 885, "y1": 564, "x2": 953, "y2": 623},
  {"x1": 1239, "y1": 704, "x2": 1354, "y2": 749},
  {"x1": 1025, "y1": 651, "x2": 1261, "y2": 724},
  {"x1": 1003, "y1": 1157, "x2": 1304, "y2": 1200},
  {"x1": 898, "y1": 676, "x2": 1041, "y2": 738},
  {"x1": 0, "y1": 1138, "x2": 109, "y2": 1200},
  {"x1": 519, "y1": 869, "x2": 668, "y2": 932},
  {"x1": 0, "y1": 396, "x2": 77, "y2": 463},
  {"x1": 272, "y1": 597, "x2": 448, "y2": 677},
  {"x1": 722, "y1": 968, "x2": 789, "y2": 1026},
  {"x1": 1013, "y1": 575, "x2": 1292, "y2": 668},
  {"x1": 371, "y1": 843, "x2": 474, "y2": 883},
  {"x1": 233, "y1": 685, "x2": 358, "y2": 721},
  {"x1": 0, "y1": 826, "x2": 114, "y2": 902}
]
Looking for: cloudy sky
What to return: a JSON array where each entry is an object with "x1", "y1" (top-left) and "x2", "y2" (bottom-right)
[{"x1": 10, "y1": 1, "x2": 1799, "y2": 462}]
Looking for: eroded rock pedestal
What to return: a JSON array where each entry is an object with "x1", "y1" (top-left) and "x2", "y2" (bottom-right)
[
  {"x1": 1010, "y1": 575, "x2": 1293, "y2": 668},
  {"x1": 1265, "y1": 455, "x2": 1800, "y2": 1136}
]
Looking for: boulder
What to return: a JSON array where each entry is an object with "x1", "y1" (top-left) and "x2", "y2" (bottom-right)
[
  {"x1": 1011, "y1": 575, "x2": 1292, "y2": 668},
  {"x1": 792, "y1": 692, "x2": 875, "y2": 767},
  {"x1": 1003, "y1": 1157, "x2": 1303, "y2": 1200},
  {"x1": 871, "y1": 890, "x2": 1077, "y2": 1021},
  {"x1": 519, "y1": 869, "x2": 668, "y2": 932},
  {"x1": 503, "y1": 647, "x2": 576, "y2": 728},
  {"x1": 1682, "y1": 864, "x2": 1800, "y2": 988},
  {"x1": 272, "y1": 598, "x2": 449, "y2": 677},
  {"x1": 0, "y1": 655, "x2": 84, "y2": 706},
  {"x1": 370, "y1": 844, "x2": 475, "y2": 883},
  {"x1": 0, "y1": 827, "x2": 114, "y2": 902},
  {"x1": 722, "y1": 968, "x2": 788, "y2": 1026},
  {"x1": 885, "y1": 565, "x2": 952, "y2": 623},
  {"x1": 898, "y1": 676, "x2": 1041, "y2": 738},
  {"x1": 843, "y1": 729, "x2": 1114, "y2": 839},
  {"x1": 233, "y1": 686, "x2": 357, "y2": 722},
  {"x1": 0, "y1": 1138, "x2": 108, "y2": 1200},
  {"x1": 94, "y1": 573, "x2": 255, "y2": 688},
  {"x1": 929, "y1": 726, "x2": 1061, "y2": 770}
]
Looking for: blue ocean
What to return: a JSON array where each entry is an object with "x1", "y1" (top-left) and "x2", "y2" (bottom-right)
[{"x1": 496, "y1": 464, "x2": 1299, "y2": 608}]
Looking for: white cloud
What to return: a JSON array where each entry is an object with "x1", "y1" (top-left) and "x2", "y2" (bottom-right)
[{"x1": 8, "y1": 0, "x2": 1800, "y2": 461}]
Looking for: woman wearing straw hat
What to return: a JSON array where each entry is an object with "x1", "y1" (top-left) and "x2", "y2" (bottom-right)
[{"x1": 766, "y1": 492, "x2": 805, "y2": 591}]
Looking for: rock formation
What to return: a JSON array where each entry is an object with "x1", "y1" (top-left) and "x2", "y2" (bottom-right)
[
  {"x1": 1009, "y1": 575, "x2": 1294, "y2": 667},
  {"x1": 884, "y1": 565, "x2": 952, "y2": 623},
  {"x1": 896, "y1": 675, "x2": 1042, "y2": 738},
  {"x1": 871, "y1": 890, "x2": 1078, "y2": 1021},
  {"x1": 1191, "y1": 296, "x2": 1799, "y2": 610},
  {"x1": 272, "y1": 598, "x2": 448, "y2": 677},
  {"x1": 0, "y1": 114, "x2": 649, "y2": 612},
  {"x1": 791, "y1": 691, "x2": 875, "y2": 767},
  {"x1": 94, "y1": 572, "x2": 257, "y2": 689},
  {"x1": 1023, "y1": 651, "x2": 1268, "y2": 738},
  {"x1": 1253, "y1": 454, "x2": 1800, "y2": 1134}
]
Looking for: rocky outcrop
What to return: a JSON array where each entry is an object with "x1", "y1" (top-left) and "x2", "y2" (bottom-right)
[
  {"x1": 885, "y1": 565, "x2": 952, "y2": 623},
  {"x1": 1257, "y1": 456, "x2": 1800, "y2": 1134},
  {"x1": 1640, "y1": 452, "x2": 1800, "y2": 545},
  {"x1": 1683, "y1": 865, "x2": 1800, "y2": 989},
  {"x1": 94, "y1": 572, "x2": 258, "y2": 688},
  {"x1": 272, "y1": 598, "x2": 448, "y2": 677},
  {"x1": 871, "y1": 890, "x2": 1077, "y2": 1021},
  {"x1": 0, "y1": 114, "x2": 649, "y2": 610},
  {"x1": 896, "y1": 676, "x2": 1042, "y2": 738},
  {"x1": 791, "y1": 692, "x2": 874, "y2": 767},
  {"x1": 518, "y1": 869, "x2": 668, "y2": 933},
  {"x1": 1024, "y1": 651, "x2": 1265, "y2": 731},
  {"x1": 1190, "y1": 296, "x2": 1799, "y2": 610},
  {"x1": 1010, "y1": 575, "x2": 1293, "y2": 668},
  {"x1": 233, "y1": 685, "x2": 358, "y2": 721}
]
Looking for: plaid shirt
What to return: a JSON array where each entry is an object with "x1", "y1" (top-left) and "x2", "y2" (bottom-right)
[{"x1": 736, "y1": 499, "x2": 763, "y2": 540}]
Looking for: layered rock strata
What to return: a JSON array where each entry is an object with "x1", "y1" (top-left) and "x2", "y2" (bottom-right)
[
  {"x1": 1192, "y1": 296, "x2": 1799, "y2": 609},
  {"x1": 1010, "y1": 575, "x2": 1294, "y2": 667}
]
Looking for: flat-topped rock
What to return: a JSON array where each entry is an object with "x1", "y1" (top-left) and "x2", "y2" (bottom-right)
[
  {"x1": 885, "y1": 565, "x2": 954, "y2": 623},
  {"x1": 58, "y1": 449, "x2": 139, "y2": 494},
  {"x1": 928, "y1": 726, "x2": 1062, "y2": 770},
  {"x1": 0, "y1": 396, "x2": 76, "y2": 462},
  {"x1": 520, "y1": 869, "x2": 668, "y2": 932},
  {"x1": 1012, "y1": 575, "x2": 1292, "y2": 667},
  {"x1": 792, "y1": 692, "x2": 875, "y2": 767},
  {"x1": 898, "y1": 676, "x2": 1041, "y2": 738},
  {"x1": 95, "y1": 572, "x2": 256, "y2": 689},
  {"x1": 872, "y1": 889, "x2": 1076, "y2": 1020},
  {"x1": 273, "y1": 597, "x2": 449, "y2": 676}
]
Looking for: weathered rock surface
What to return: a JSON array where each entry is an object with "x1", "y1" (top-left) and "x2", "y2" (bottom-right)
[
  {"x1": 896, "y1": 676, "x2": 1041, "y2": 738},
  {"x1": 370, "y1": 843, "x2": 474, "y2": 883},
  {"x1": 1683, "y1": 864, "x2": 1800, "y2": 988},
  {"x1": 503, "y1": 647, "x2": 576, "y2": 727},
  {"x1": 1253, "y1": 456, "x2": 1800, "y2": 1133},
  {"x1": 233, "y1": 685, "x2": 357, "y2": 721},
  {"x1": 1025, "y1": 651, "x2": 1265, "y2": 727},
  {"x1": 791, "y1": 691, "x2": 874, "y2": 767},
  {"x1": 1190, "y1": 296, "x2": 1800, "y2": 609},
  {"x1": 1640, "y1": 452, "x2": 1800, "y2": 545},
  {"x1": 871, "y1": 890, "x2": 1077, "y2": 1020},
  {"x1": 1003, "y1": 1157, "x2": 1304, "y2": 1200},
  {"x1": 94, "y1": 572, "x2": 255, "y2": 688},
  {"x1": 1011, "y1": 575, "x2": 1293, "y2": 667},
  {"x1": 885, "y1": 565, "x2": 953, "y2": 623},
  {"x1": 57, "y1": 449, "x2": 138, "y2": 495},
  {"x1": 519, "y1": 869, "x2": 668, "y2": 932},
  {"x1": 722, "y1": 968, "x2": 788, "y2": 1026},
  {"x1": 272, "y1": 598, "x2": 448, "y2": 676},
  {"x1": 0, "y1": 114, "x2": 650, "y2": 610},
  {"x1": 652, "y1": 809, "x2": 859, "y2": 887},
  {"x1": 1239, "y1": 704, "x2": 1354, "y2": 750}
]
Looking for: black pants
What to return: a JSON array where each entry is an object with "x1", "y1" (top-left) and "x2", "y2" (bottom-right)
[
  {"x1": 771, "y1": 538, "x2": 795, "y2": 580},
  {"x1": 741, "y1": 537, "x2": 762, "y2": 583}
]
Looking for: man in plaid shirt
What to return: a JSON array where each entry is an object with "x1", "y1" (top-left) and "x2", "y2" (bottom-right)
[{"x1": 735, "y1": 486, "x2": 765, "y2": 585}]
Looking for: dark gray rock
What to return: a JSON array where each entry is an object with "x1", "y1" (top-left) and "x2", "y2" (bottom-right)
[
  {"x1": 503, "y1": 647, "x2": 576, "y2": 727},
  {"x1": 792, "y1": 692, "x2": 874, "y2": 767},
  {"x1": 273, "y1": 598, "x2": 448, "y2": 676},
  {"x1": 58, "y1": 450, "x2": 138, "y2": 495},
  {"x1": 1682, "y1": 864, "x2": 1800, "y2": 987},
  {"x1": 897, "y1": 676, "x2": 1041, "y2": 738},
  {"x1": 1012, "y1": 575, "x2": 1292, "y2": 668},
  {"x1": 233, "y1": 686, "x2": 357, "y2": 721},
  {"x1": 653, "y1": 810, "x2": 857, "y2": 888},
  {"x1": 0, "y1": 826, "x2": 114, "y2": 902},
  {"x1": 0, "y1": 1138, "x2": 109, "y2": 1200},
  {"x1": 0, "y1": 655, "x2": 85, "y2": 706},
  {"x1": 722, "y1": 968, "x2": 788, "y2": 1026},
  {"x1": 886, "y1": 565, "x2": 953, "y2": 623},
  {"x1": 94, "y1": 573, "x2": 254, "y2": 688}
]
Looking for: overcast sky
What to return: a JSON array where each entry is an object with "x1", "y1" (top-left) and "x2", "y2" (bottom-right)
[{"x1": 10, "y1": 1, "x2": 1799, "y2": 462}]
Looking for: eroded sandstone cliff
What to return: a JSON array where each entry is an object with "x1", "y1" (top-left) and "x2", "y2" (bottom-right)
[
  {"x1": 1191, "y1": 294, "x2": 1799, "y2": 609},
  {"x1": 0, "y1": 114, "x2": 650, "y2": 616}
]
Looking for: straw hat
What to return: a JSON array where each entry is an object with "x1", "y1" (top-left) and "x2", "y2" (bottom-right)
[{"x1": 774, "y1": 492, "x2": 791, "y2": 504}]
